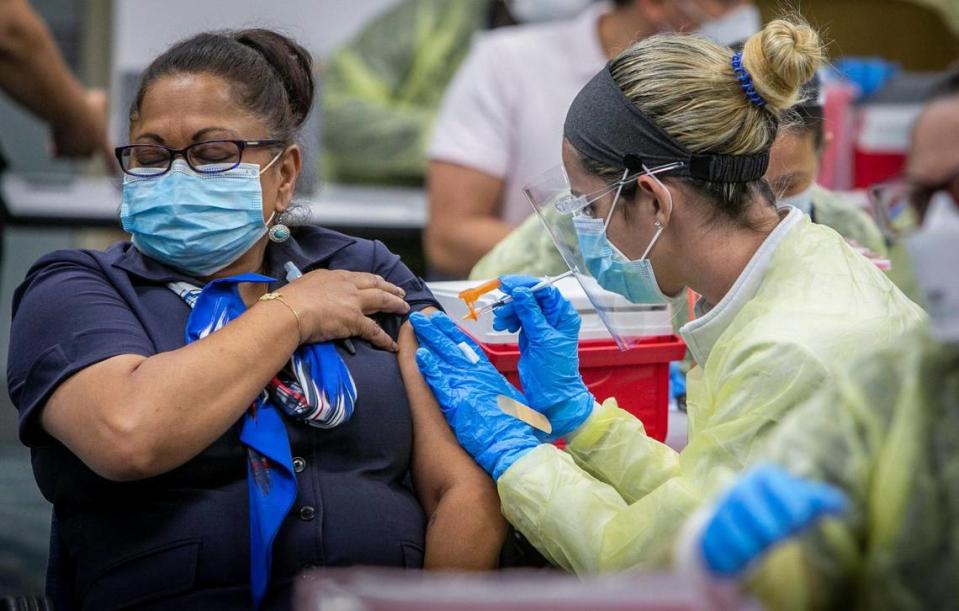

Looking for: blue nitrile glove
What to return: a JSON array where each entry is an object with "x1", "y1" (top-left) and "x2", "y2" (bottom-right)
[
  {"x1": 410, "y1": 311, "x2": 540, "y2": 480},
  {"x1": 493, "y1": 275, "x2": 595, "y2": 441},
  {"x1": 669, "y1": 362, "x2": 686, "y2": 399},
  {"x1": 701, "y1": 465, "x2": 849, "y2": 579}
]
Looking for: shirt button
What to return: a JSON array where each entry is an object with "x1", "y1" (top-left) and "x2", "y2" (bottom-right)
[
  {"x1": 299, "y1": 505, "x2": 316, "y2": 521},
  {"x1": 292, "y1": 457, "x2": 306, "y2": 473}
]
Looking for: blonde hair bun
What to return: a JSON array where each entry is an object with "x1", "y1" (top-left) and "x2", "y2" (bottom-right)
[{"x1": 742, "y1": 18, "x2": 824, "y2": 111}]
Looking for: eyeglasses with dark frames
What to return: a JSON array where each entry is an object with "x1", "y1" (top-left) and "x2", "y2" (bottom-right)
[{"x1": 114, "y1": 139, "x2": 285, "y2": 177}]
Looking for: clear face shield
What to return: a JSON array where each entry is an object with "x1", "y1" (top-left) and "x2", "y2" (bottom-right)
[{"x1": 523, "y1": 162, "x2": 683, "y2": 350}]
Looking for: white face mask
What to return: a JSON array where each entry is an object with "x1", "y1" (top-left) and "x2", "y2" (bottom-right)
[
  {"x1": 507, "y1": 0, "x2": 594, "y2": 23},
  {"x1": 777, "y1": 184, "x2": 815, "y2": 216},
  {"x1": 696, "y1": 4, "x2": 761, "y2": 46},
  {"x1": 907, "y1": 191, "x2": 959, "y2": 344}
]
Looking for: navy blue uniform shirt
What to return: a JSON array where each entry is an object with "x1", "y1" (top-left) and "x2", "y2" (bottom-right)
[{"x1": 7, "y1": 227, "x2": 440, "y2": 610}]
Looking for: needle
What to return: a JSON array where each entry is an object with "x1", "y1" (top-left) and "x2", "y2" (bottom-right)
[{"x1": 471, "y1": 270, "x2": 575, "y2": 319}]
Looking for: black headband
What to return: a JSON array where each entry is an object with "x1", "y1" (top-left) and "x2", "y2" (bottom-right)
[{"x1": 564, "y1": 65, "x2": 770, "y2": 183}]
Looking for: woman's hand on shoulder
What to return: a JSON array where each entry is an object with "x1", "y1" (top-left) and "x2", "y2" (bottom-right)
[{"x1": 282, "y1": 269, "x2": 410, "y2": 351}]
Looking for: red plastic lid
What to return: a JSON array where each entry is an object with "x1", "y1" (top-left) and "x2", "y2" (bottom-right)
[{"x1": 475, "y1": 333, "x2": 687, "y2": 369}]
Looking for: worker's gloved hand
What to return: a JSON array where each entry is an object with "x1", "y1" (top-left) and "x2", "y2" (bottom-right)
[
  {"x1": 493, "y1": 275, "x2": 595, "y2": 441},
  {"x1": 700, "y1": 465, "x2": 849, "y2": 579},
  {"x1": 410, "y1": 311, "x2": 540, "y2": 480}
]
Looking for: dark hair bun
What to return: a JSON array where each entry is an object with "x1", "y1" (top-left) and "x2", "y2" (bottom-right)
[
  {"x1": 134, "y1": 28, "x2": 316, "y2": 142},
  {"x1": 235, "y1": 29, "x2": 314, "y2": 128}
]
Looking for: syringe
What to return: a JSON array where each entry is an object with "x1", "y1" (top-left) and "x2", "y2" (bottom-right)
[{"x1": 464, "y1": 270, "x2": 575, "y2": 320}]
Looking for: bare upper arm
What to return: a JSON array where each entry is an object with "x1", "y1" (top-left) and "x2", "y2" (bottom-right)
[
  {"x1": 397, "y1": 311, "x2": 494, "y2": 512},
  {"x1": 425, "y1": 162, "x2": 511, "y2": 275},
  {"x1": 41, "y1": 354, "x2": 147, "y2": 480},
  {"x1": 427, "y1": 161, "x2": 505, "y2": 225}
]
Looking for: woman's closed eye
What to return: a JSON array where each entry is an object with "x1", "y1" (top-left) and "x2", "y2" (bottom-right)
[
  {"x1": 132, "y1": 148, "x2": 169, "y2": 168},
  {"x1": 191, "y1": 141, "x2": 239, "y2": 164}
]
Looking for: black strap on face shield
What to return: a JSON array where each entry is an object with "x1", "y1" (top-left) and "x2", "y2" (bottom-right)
[{"x1": 563, "y1": 65, "x2": 771, "y2": 183}]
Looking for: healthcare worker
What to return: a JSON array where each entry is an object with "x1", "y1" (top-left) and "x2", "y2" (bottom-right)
[
  {"x1": 470, "y1": 69, "x2": 887, "y2": 281},
  {"x1": 681, "y1": 69, "x2": 959, "y2": 611},
  {"x1": 411, "y1": 17, "x2": 926, "y2": 574},
  {"x1": 467, "y1": 65, "x2": 890, "y2": 357}
]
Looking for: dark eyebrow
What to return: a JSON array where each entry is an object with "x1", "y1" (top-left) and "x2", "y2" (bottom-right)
[
  {"x1": 192, "y1": 127, "x2": 239, "y2": 141},
  {"x1": 136, "y1": 133, "x2": 165, "y2": 144}
]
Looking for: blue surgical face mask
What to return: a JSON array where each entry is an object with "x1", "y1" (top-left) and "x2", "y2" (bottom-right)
[
  {"x1": 571, "y1": 170, "x2": 670, "y2": 305},
  {"x1": 121, "y1": 158, "x2": 279, "y2": 277},
  {"x1": 777, "y1": 184, "x2": 815, "y2": 216}
]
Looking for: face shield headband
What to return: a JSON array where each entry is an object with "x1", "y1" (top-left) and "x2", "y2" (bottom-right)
[{"x1": 563, "y1": 64, "x2": 771, "y2": 183}]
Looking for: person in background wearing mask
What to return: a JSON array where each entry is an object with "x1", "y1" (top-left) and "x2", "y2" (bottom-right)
[
  {"x1": 6, "y1": 29, "x2": 505, "y2": 610},
  {"x1": 762, "y1": 70, "x2": 889, "y2": 259},
  {"x1": 681, "y1": 71, "x2": 959, "y2": 611},
  {"x1": 426, "y1": 0, "x2": 761, "y2": 277},
  {"x1": 321, "y1": 0, "x2": 514, "y2": 185},
  {"x1": 411, "y1": 19, "x2": 925, "y2": 574}
]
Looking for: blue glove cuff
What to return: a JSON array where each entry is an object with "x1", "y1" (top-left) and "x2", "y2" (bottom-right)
[
  {"x1": 489, "y1": 440, "x2": 540, "y2": 481},
  {"x1": 546, "y1": 390, "x2": 597, "y2": 441},
  {"x1": 564, "y1": 396, "x2": 600, "y2": 439}
]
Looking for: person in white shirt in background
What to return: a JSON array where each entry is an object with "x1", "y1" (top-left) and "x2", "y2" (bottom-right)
[{"x1": 425, "y1": 0, "x2": 762, "y2": 277}]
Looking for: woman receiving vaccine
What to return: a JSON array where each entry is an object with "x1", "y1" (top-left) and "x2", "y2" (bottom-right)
[{"x1": 7, "y1": 29, "x2": 504, "y2": 610}]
